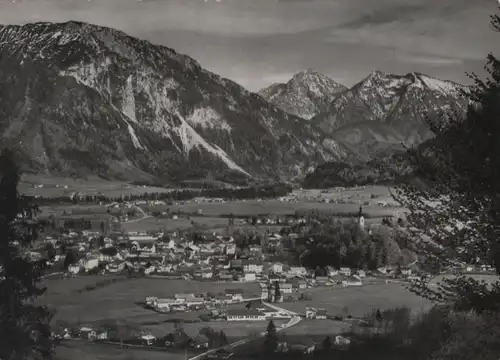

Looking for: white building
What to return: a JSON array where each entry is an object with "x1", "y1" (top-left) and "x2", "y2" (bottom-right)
[
  {"x1": 339, "y1": 267, "x2": 351, "y2": 276},
  {"x1": 243, "y1": 261, "x2": 263, "y2": 274},
  {"x1": 244, "y1": 273, "x2": 256, "y2": 282},
  {"x1": 129, "y1": 235, "x2": 158, "y2": 242},
  {"x1": 289, "y1": 267, "x2": 307, "y2": 277},
  {"x1": 225, "y1": 244, "x2": 236, "y2": 255},
  {"x1": 272, "y1": 263, "x2": 283, "y2": 274},
  {"x1": 226, "y1": 309, "x2": 266, "y2": 321},
  {"x1": 68, "y1": 264, "x2": 81, "y2": 275},
  {"x1": 84, "y1": 258, "x2": 99, "y2": 272}
]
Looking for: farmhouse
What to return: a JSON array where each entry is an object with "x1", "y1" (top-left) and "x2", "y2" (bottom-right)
[
  {"x1": 280, "y1": 283, "x2": 293, "y2": 293},
  {"x1": 292, "y1": 279, "x2": 307, "y2": 290},
  {"x1": 79, "y1": 327, "x2": 96, "y2": 340},
  {"x1": 288, "y1": 266, "x2": 307, "y2": 277},
  {"x1": 141, "y1": 334, "x2": 156, "y2": 346},
  {"x1": 339, "y1": 267, "x2": 351, "y2": 276},
  {"x1": 225, "y1": 244, "x2": 236, "y2": 255},
  {"x1": 315, "y1": 276, "x2": 329, "y2": 286},
  {"x1": 225, "y1": 289, "x2": 244, "y2": 302},
  {"x1": 305, "y1": 307, "x2": 327, "y2": 320},
  {"x1": 342, "y1": 277, "x2": 363, "y2": 287},
  {"x1": 244, "y1": 273, "x2": 256, "y2": 282},
  {"x1": 226, "y1": 309, "x2": 266, "y2": 321},
  {"x1": 243, "y1": 260, "x2": 264, "y2": 274},
  {"x1": 271, "y1": 262, "x2": 284, "y2": 274}
]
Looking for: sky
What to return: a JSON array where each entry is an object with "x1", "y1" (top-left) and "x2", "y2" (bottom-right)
[{"x1": 0, "y1": 0, "x2": 497, "y2": 91}]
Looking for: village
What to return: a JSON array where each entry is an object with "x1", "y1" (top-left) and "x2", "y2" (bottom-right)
[{"x1": 30, "y1": 190, "x2": 496, "y2": 359}]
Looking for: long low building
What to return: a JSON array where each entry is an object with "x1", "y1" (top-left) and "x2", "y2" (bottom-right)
[{"x1": 226, "y1": 309, "x2": 266, "y2": 321}]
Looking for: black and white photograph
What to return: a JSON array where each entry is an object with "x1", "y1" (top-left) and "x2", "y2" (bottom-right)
[{"x1": 0, "y1": 0, "x2": 499, "y2": 359}]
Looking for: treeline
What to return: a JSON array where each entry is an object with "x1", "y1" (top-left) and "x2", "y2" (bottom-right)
[
  {"x1": 284, "y1": 220, "x2": 416, "y2": 271},
  {"x1": 26, "y1": 183, "x2": 293, "y2": 205}
]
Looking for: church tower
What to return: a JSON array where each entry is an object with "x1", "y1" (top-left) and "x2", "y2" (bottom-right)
[{"x1": 358, "y1": 205, "x2": 365, "y2": 230}]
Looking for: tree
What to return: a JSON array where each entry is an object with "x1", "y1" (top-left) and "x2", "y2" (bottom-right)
[
  {"x1": 273, "y1": 281, "x2": 281, "y2": 303},
  {"x1": 393, "y1": 8, "x2": 500, "y2": 313},
  {"x1": 0, "y1": 149, "x2": 53, "y2": 360},
  {"x1": 63, "y1": 250, "x2": 76, "y2": 271},
  {"x1": 219, "y1": 330, "x2": 228, "y2": 346},
  {"x1": 322, "y1": 336, "x2": 332, "y2": 352},
  {"x1": 264, "y1": 320, "x2": 278, "y2": 354},
  {"x1": 45, "y1": 243, "x2": 56, "y2": 262}
]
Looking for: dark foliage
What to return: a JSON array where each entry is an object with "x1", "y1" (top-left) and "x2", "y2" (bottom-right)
[
  {"x1": 26, "y1": 183, "x2": 293, "y2": 206},
  {"x1": 393, "y1": 7, "x2": 500, "y2": 315},
  {"x1": 264, "y1": 320, "x2": 278, "y2": 354},
  {"x1": 0, "y1": 149, "x2": 53, "y2": 360}
]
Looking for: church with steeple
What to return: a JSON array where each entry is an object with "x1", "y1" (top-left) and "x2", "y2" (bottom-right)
[{"x1": 358, "y1": 205, "x2": 365, "y2": 230}]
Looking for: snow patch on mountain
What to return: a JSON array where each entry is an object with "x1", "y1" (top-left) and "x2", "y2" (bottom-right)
[{"x1": 417, "y1": 74, "x2": 461, "y2": 95}]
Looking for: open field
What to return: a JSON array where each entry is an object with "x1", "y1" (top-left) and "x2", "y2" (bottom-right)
[
  {"x1": 143, "y1": 318, "x2": 288, "y2": 340},
  {"x1": 40, "y1": 278, "x2": 260, "y2": 324},
  {"x1": 164, "y1": 200, "x2": 401, "y2": 218},
  {"x1": 56, "y1": 340, "x2": 192, "y2": 360},
  {"x1": 41, "y1": 275, "x2": 129, "y2": 296},
  {"x1": 121, "y1": 216, "x2": 230, "y2": 233},
  {"x1": 19, "y1": 175, "x2": 173, "y2": 198},
  {"x1": 293, "y1": 186, "x2": 398, "y2": 204},
  {"x1": 280, "y1": 319, "x2": 349, "y2": 337},
  {"x1": 279, "y1": 283, "x2": 432, "y2": 318},
  {"x1": 38, "y1": 205, "x2": 109, "y2": 217}
]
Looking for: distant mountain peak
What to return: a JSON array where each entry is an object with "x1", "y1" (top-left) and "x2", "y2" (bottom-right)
[{"x1": 258, "y1": 69, "x2": 347, "y2": 120}]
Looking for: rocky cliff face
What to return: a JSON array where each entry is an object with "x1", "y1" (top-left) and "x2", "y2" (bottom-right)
[
  {"x1": 0, "y1": 21, "x2": 344, "y2": 185},
  {"x1": 258, "y1": 69, "x2": 347, "y2": 120},
  {"x1": 301, "y1": 71, "x2": 471, "y2": 188},
  {"x1": 311, "y1": 70, "x2": 470, "y2": 162}
]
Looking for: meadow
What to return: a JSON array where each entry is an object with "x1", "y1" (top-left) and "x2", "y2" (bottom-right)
[
  {"x1": 41, "y1": 277, "x2": 260, "y2": 324},
  {"x1": 279, "y1": 282, "x2": 432, "y2": 318},
  {"x1": 154, "y1": 200, "x2": 400, "y2": 218},
  {"x1": 280, "y1": 319, "x2": 350, "y2": 337},
  {"x1": 121, "y1": 216, "x2": 230, "y2": 233},
  {"x1": 56, "y1": 340, "x2": 192, "y2": 360},
  {"x1": 19, "y1": 175, "x2": 173, "y2": 198}
]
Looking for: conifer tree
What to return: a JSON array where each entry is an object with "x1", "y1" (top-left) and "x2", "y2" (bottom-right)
[
  {"x1": 393, "y1": 8, "x2": 500, "y2": 313},
  {"x1": 0, "y1": 149, "x2": 54, "y2": 360},
  {"x1": 264, "y1": 320, "x2": 278, "y2": 354}
]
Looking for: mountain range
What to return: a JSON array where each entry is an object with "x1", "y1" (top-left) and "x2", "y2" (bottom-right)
[
  {"x1": 258, "y1": 69, "x2": 347, "y2": 120},
  {"x1": 0, "y1": 21, "x2": 470, "y2": 186}
]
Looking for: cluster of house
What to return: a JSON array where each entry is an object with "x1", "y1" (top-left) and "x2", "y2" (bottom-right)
[
  {"x1": 259, "y1": 266, "x2": 365, "y2": 302},
  {"x1": 51, "y1": 324, "x2": 214, "y2": 350},
  {"x1": 145, "y1": 289, "x2": 246, "y2": 313}
]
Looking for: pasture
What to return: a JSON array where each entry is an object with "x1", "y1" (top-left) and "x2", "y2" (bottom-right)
[
  {"x1": 38, "y1": 204, "x2": 109, "y2": 217},
  {"x1": 121, "y1": 216, "x2": 230, "y2": 233},
  {"x1": 40, "y1": 278, "x2": 260, "y2": 324},
  {"x1": 19, "y1": 174, "x2": 173, "y2": 198},
  {"x1": 56, "y1": 340, "x2": 190, "y2": 360},
  {"x1": 161, "y1": 200, "x2": 401, "y2": 218},
  {"x1": 142, "y1": 318, "x2": 288, "y2": 340},
  {"x1": 280, "y1": 283, "x2": 432, "y2": 318},
  {"x1": 280, "y1": 319, "x2": 349, "y2": 337}
]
